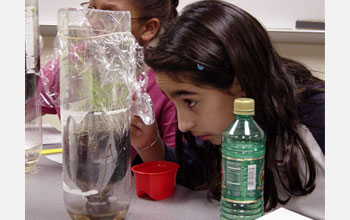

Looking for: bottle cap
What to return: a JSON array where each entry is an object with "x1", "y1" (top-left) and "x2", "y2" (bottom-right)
[{"x1": 233, "y1": 98, "x2": 254, "y2": 115}]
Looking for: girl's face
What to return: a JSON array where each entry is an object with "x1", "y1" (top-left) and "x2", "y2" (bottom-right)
[
  {"x1": 88, "y1": 0, "x2": 147, "y2": 45},
  {"x1": 156, "y1": 72, "x2": 245, "y2": 145}
]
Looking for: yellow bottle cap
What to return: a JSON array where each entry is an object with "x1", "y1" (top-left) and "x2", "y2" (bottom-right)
[{"x1": 233, "y1": 98, "x2": 255, "y2": 115}]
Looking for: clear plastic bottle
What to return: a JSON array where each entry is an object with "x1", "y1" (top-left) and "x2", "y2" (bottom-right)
[
  {"x1": 221, "y1": 98, "x2": 265, "y2": 220},
  {"x1": 58, "y1": 8, "x2": 133, "y2": 220},
  {"x1": 25, "y1": 0, "x2": 42, "y2": 173}
]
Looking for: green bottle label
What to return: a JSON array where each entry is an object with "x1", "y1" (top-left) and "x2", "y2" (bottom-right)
[{"x1": 221, "y1": 144, "x2": 264, "y2": 203}]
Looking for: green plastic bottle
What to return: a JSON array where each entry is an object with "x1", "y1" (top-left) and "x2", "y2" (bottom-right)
[{"x1": 221, "y1": 98, "x2": 266, "y2": 220}]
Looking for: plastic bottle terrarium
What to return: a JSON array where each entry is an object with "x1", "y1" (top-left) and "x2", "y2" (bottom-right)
[
  {"x1": 57, "y1": 7, "x2": 142, "y2": 220},
  {"x1": 25, "y1": 0, "x2": 42, "y2": 173}
]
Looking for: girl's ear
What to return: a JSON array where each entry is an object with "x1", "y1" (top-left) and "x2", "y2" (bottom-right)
[{"x1": 140, "y1": 18, "x2": 160, "y2": 45}]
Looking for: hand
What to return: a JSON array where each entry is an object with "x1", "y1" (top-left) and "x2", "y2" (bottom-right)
[{"x1": 130, "y1": 115, "x2": 158, "y2": 150}]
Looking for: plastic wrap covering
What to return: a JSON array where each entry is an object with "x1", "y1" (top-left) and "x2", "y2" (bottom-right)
[
  {"x1": 40, "y1": 8, "x2": 154, "y2": 125},
  {"x1": 57, "y1": 7, "x2": 151, "y2": 219}
]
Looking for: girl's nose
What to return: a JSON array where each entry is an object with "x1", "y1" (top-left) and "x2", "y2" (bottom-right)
[{"x1": 177, "y1": 110, "x2": 195, "y2": 133}]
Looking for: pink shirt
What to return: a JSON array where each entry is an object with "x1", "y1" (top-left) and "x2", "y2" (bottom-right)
[
  {"x1": 39, "y1": 59, "x2": 177, "y2": 161},
  {"x1": 145, "y1": 69, "x2": 177, "y2": 147}
]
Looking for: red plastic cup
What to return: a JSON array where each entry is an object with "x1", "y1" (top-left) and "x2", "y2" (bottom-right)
[{"x1": 131, "y1": 161, "x2": 179, "y2": 201}]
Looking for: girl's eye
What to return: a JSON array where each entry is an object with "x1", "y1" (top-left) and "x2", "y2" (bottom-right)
[{"x1": 184, "y1": 99, "x2": 196, "y2": 108}]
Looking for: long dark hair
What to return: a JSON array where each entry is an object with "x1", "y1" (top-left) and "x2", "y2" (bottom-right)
[{"x1": 145, "y1": 0, "x2": 324, "y2": 211}]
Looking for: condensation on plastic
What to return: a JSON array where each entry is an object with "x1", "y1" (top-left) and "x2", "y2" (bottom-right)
[{"x1": 40, "y1": 6, "x2": 154, "y2": 125}]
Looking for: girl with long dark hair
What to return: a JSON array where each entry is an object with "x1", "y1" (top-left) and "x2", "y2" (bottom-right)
[{"x1": 135, "y1": 0, "x2": 324, "y2": 219}]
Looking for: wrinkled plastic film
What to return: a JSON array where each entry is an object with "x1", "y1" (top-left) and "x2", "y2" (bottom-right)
[
  {"x1": 131, "y1": 46, "x2": 155, "y2": 125},
  {"x1": 41, "y1": 6, "x2": 154, "y2": 125}
]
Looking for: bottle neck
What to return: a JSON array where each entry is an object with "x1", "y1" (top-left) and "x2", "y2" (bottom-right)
[{"x1": 234, "y1": 114, "x2": 254, "y2": 120}]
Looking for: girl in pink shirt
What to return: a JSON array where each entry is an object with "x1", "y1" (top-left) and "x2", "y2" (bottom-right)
[{"x1": 39, "y1": 0, "x2": 178, "y2": 162}]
